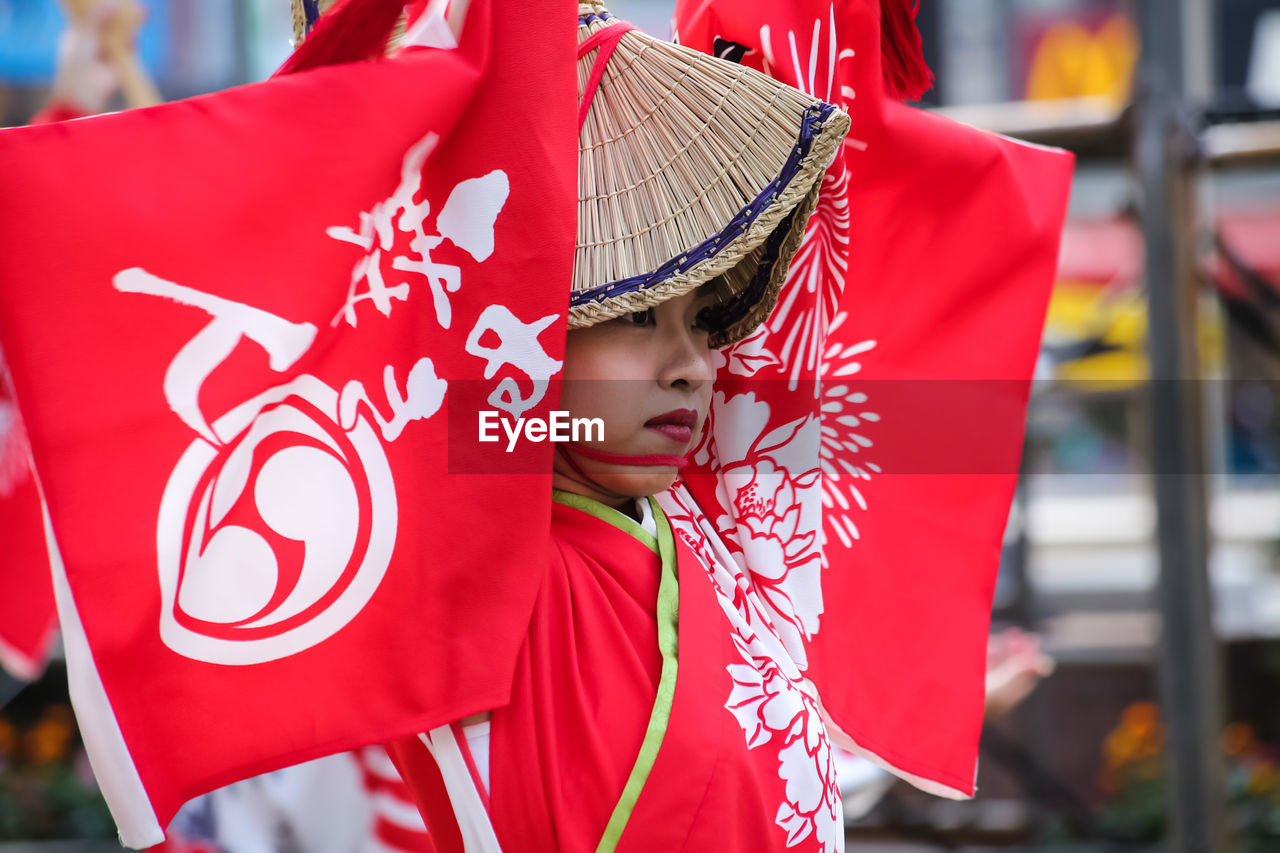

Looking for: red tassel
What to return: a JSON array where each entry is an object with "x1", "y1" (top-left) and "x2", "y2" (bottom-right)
[
  {"x1": 879, "y1": 0, "x2": 933, "y2": 101},
  {"x1": 276, "y1": 0, "x2": 407, "y2": 76}
]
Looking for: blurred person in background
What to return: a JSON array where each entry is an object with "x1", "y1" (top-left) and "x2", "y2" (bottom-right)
[{"x1": 31, "y1": 0, "x2": 159, "y2": 125}]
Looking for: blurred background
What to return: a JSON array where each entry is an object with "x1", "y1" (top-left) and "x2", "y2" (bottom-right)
[{"x1": 2, "y1": 0, "x2": 1279, "y2": 850}]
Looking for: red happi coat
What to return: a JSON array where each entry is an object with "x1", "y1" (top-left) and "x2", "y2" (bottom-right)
[
  {"x1": 0, "y1": 0, "x2": 578, "y2": 845},
  {"x1": 390, "y1": 491, "x2": 842, "y2": 853}
]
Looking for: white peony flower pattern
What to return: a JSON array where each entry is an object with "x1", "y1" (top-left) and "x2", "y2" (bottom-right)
[
  {"x1": 686, "y1": 323, "x2": 880, "y2": 850},
  {"x1": 662, "y1": 485, "x2": 843, "y2": 853},
  {"x1": 673, "y1": 7, "x2": 887, "y2": 850}
]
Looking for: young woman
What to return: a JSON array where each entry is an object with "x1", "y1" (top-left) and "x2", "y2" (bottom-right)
[
  {"x1": 358, "y1": 5, "x2": 860, "y2": 848},
  {"x1": 389, "y1": 300, "x2": 853, "y2": 849}
]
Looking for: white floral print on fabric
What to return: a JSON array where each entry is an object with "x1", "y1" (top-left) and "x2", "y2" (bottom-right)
[
  {"x1": 668, "y1": 8, "x2": 886, "y2": 849},
  {"x1": 819, "y1": 314, "x2": 878, "y2": 551},
  {"x1": 754, "y1": 3, "x2": 859, "y2": 391},
  {"x1": 699, "y1": 391, "x2": 824, "y2": 668},
  {"x1": 662, "y1": 485, "x2": 843, "y2": 853},
  {"x1": 763, "y1": 159, "x2": 851, "y2": 391},
  {"x1": 759, "y1": 4, "x2": 858, "y2": 109}
]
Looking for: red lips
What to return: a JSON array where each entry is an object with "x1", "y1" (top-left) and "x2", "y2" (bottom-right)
[{"x1": 645, "y1": 409, "x2": 698, "y2": 443}]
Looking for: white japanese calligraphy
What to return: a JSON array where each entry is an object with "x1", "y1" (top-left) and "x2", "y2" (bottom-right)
[
  {"x1": 464, "y1": 305, "x2": 561, "y2": 420},
  {"x1": 119, "y1": 129, "x2": 526, "y2": 665},
  {"x1": 338, "y1": 358, "x2": 447, "y2": 442},
  {"x1": 328, "y1": 131, "x2": 510, "y2": 331},
  {"x1": 113, "y1": 268, "x2": 318, "y2": 447}
]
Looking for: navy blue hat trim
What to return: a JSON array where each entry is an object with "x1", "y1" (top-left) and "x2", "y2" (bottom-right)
[
  {"x1": 303, "y1": 0, "x2": 322, "y2": 34},
  {"x1": 569, "y1": 102, "x2": 837, "y2": 321},
  {"x1": 709, "y1": 184, "x2": 803, "y2": 332}
]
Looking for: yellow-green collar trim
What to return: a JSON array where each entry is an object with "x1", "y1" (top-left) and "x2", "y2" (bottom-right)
[
  {"x1": 595, "y1": 496, "x2": 680, "y2": 853},
  {"x1": 551, "y1": 489, "x2": 659, "y2": 555}
]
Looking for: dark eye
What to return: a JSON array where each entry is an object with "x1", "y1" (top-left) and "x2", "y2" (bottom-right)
[
  {"x1": 693, "y1": 307, "x2": 716, "y2": 333},
  {"x1": 627, "y1": 308, "x2": 656, "y2": 326}
]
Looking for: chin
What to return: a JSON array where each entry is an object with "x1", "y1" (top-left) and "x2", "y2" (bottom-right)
[{"x1": 592, "y1": 469, "x2": 680, "y2": 499}]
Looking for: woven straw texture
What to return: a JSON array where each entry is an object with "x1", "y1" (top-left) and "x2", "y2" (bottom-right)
[
  {"x1": 291, "y1": 0, "x2": 329, "y2": 45},
  {"x1": 573, "y1": 3, "x2": 849, "y2": 345},
  {"x1": 292, "y1": 0, "x2": 407, "y2": 47}
]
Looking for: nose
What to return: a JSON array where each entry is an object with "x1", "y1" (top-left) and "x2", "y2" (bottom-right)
[{"x1": 658, "y1": 324, "x2": 714, "y2": 391}]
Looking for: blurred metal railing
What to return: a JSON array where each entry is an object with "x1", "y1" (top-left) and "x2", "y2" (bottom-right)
[{"x1": 929, "y1": 7, "x2": 1280, "y2": 850}]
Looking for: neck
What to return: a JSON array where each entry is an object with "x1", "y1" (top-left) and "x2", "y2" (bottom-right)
[{"x1": 550, "y1": 470, "x2": 637, "y2": 516}]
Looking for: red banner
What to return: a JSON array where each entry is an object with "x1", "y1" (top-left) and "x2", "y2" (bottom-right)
[{"x1": 0, "y1": 0, "x2": 576, "y2": 844}]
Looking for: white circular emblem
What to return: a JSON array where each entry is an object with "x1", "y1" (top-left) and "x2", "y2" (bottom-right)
[{"x1": 156, "y1": 375, "x2": 397, "y2": 665}]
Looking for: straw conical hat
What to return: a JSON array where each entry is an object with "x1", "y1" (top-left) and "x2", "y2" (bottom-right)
[
  {"x1": 291, "y1": 0, "x2": 410, "y2": 48},
  {"x1": 573, "y1": 3, "x2": 849, "y2": 345},
  {"x1": 292, "y1": 0, "x2": 332, "y2": 46}
]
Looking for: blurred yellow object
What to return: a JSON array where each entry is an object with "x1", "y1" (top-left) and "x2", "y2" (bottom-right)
[
  {"x1": 1058, "y1": 348, "x2": 1147, "y2": 387},
  {"x1": 1121, "y1": 700, "x2": 1161, "y2": 740},
  {"x1": 1043, "y1": 280, "x2": 1106, "y2": 341},
  {"x1": 22, "y1": 718, "x2": 72, "y2": 765},
  {"x1": 1026, "y1": 13, "x2": 1139, "y2": 108},
  {"x1": 1250, "y1": 760, "x2": 1278, "y2": 795},
  {"x1": 1045, "y1": 282, "x2": 1224, "y2": 388},
  {"x1": 1099, "y1": 700, "x2": 1167, "y2": 793},
  {"x1": 1104, "y1": 728, "x2": 1138, "y2": 768}
]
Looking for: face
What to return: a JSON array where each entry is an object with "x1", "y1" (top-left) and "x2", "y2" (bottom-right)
[{"x1": 552, "y1": 287, "x2": 718, "y2": 509}]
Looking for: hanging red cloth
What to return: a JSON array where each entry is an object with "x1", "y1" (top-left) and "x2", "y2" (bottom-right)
[{"x1": 674, "y1": 0, "x2": 1074, "y2": 800}]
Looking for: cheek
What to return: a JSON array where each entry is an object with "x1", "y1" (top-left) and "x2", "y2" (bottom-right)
[
  {"x1": 558, "y1": 379, "x2": 624, "y2": 425},
  {"x1": 561, "y1": 330, "x2": 653, "y2": 436},
  {"x1": 559, "y1": 380, "x2": 647, "y2": 450},
  {"x1": 562, "y1": 329, "x2": 648, "y2": 381},
  {"x1": 699, "y1": 349, "x2": 716, "y2": 392}
]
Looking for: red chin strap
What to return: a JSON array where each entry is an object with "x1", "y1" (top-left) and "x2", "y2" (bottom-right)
[{"x1": 561, "y1": 443, "x2": 689, "y2": 470}]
